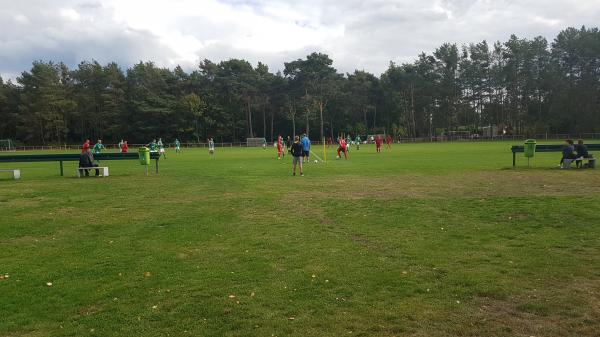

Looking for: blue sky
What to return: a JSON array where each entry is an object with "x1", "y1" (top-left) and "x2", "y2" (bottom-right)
[{"x1": 1, "y1": 0, "x2": 599, "y2": 80}]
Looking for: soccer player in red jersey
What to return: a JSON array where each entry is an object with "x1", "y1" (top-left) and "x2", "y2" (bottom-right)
[
  {"x1": 277, "y1": 135, "x2": 283, "y2": 159},
  {"x1": 81, "y1": 139, "x2": 91, "y2": 153},
  {"x1": 337, "y1": 136, "x2": 348, "y2": 160},
  {"x1": 120, "y1": 140, "x2": 128, "y2": 153},
  {"x1": 386, "y1": 134, "x2": 393, "y2": 149},
  {"x1": 375, "y1": 135, "x2": 383, "y2": 153}
]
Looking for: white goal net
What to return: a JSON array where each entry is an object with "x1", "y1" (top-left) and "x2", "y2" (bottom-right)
[
  {"x1": 0, "y1": 139, "x2": 15, "y2": 152},
  {"x1": 246, "y1": 137, "x2": 267, "y2": 147}
]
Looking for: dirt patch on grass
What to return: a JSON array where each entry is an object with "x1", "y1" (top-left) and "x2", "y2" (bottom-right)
[
  {"x1": 76, "y1": 303, "x2": 104, "y2": 317},
  {"x1": 472, "y1": 279, "x2": 600, "y2": 337}
]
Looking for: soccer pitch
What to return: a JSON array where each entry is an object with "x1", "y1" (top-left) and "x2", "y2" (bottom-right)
[{"x1": 1, "y1": 142, "x2": 599, "y2": 337}]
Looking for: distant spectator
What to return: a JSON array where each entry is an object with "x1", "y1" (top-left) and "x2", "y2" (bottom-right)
[
  {"x1": 79, "y1": 148, "x2": 99, "y2": 177},
  {"x1": 560, "y1": 139, "x2": 576, "y2": 167},
  {"x1": 575, "y1": 139, "x2": 590, "y2": 168}
]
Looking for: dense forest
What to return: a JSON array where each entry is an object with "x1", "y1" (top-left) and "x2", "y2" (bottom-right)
[{"x1": 0, "y1": 26, "x2": 599, "y2": 144}]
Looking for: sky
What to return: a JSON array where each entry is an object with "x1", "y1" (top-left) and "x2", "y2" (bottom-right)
[{"x1": 1, "y1": 0, "x2": 599, "y2": 81}]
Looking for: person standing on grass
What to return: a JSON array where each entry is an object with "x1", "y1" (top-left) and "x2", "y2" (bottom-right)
[
  {"x1": 208, "y1": 137, "x2": 215, "y2": 155},
  {"x1": 92, "y1": 139, "x2": 104, "y2": 155},
  {"x1": 386, "y1": 134, "x2": 393, "y2": 150},
  {"x1": 345, "y1": 134, "x2": 352, "y2": 153},
  {"x1": 290, "y1": 135, "x2": 304, "y2": 176},
  {"x1": 148, "y1": 139, "x2": 157, "y2": 153},
  {"x1": 282, "y1": 136, "x2": 287, "y2": 157},
  {"x1": 158, "y1": 138, "x2": 167, "y2": 159},
  {"x1": 174, "y1": 138, "x2": 181, "y2": 154},
  {"x1": 375, "y1": 135, "x2": 383, "y2": 153},
  {"x1": 355, "y1": 135, "x2": 361, "y2": 150},
  {"x1": 277, "y1": 135, "x2": 283, "y2": 159},
  {"x1": 120, "y1": 140, "x2": 128, "y2": 154},
  {"x1": 301, "y1": 133, "x2": 311, "y2": 163},
  {"x1": 82, "y1": 139, "x2": 91, "y2": 153},
  {"x1": 337, "y1": 136, "x2": 348, "y2": 160}
]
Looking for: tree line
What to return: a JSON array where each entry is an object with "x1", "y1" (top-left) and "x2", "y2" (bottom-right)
[{"x1": 0, "y1": 26, "x2": 599, "y2": 145}]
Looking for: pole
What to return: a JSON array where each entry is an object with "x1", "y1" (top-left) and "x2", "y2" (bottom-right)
[
  {"x1": 323, "y1": 138, "x2": 327, "y2": 165},
  {"x1": 60, "y1": 161, "x2": 64, "y2": 176}
]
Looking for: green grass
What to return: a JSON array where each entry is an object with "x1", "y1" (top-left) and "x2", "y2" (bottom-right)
[{"x1": 1, "y1": 142, "x2": 600, "y2": 337}]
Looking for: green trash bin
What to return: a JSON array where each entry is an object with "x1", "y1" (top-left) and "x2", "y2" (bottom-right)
[
  {"x1": 138, "y1": 147, "x2": 150, "y2": 165},
  {"x1": 524, "y1": 139, "x2": 536, "y2": 158}
]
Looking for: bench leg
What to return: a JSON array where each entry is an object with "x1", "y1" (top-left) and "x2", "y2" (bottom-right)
[{"x1": 103, "y1": 167, "x2": 109, "y2": 177}]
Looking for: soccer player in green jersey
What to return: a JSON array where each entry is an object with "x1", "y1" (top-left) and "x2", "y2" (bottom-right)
[
  {"x1": 174, "y1": 139, "x2": 181, "y2": 154},
  {"x1": 148, "y1": 139, "x2": 157, "y2": 152},
  {"x1": 208, "y1": 138, "x2": 215, "y2": 155},
  {"x1": 346, "y1": 135, "x2": 352, "y2": 153},
  {"x1": 355, "y1": 135, "x2": 361, "y2": 150},
  {"x1": 92, "y1": 139, "x2": 104, "y2": 155},
  {"x1": 157, "y1": 138, "x2": 167, "y2": 159}
]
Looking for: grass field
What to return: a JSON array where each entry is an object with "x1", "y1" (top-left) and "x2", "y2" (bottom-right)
[{"x1": 1, "y1": 142, "x2": 600, "y2": 337}]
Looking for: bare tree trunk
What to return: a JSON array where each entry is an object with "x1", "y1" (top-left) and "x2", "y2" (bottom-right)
[
  {"x1": 373, "y1": 106, "x2": 377, "y2": 132},
  {"x1": 247, "y1": 99, "x2": 254, "y2": 138},
  {"x1": 319, "y1": 101, "x2": 325, "y2": 142},
  {"x1": 410, "y1": 85, "x2": 416, "y2": 138},
  {"x1": 263, "y1": 97, "x2": 267, "y2": 138},
  {"x1": 270, "y1": 109, "x2": 274, "y2": 142},
  {"x1": 305, "y1": 109, "x2": 309, "y2": 136}
]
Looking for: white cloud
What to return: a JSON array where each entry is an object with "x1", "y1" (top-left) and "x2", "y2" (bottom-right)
[{"x1": 0, "y1": 0, "x2": 599, "y2": 80}]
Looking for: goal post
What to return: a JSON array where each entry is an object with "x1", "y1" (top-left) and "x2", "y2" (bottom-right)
[
  {"x1": 246, "y1": 137, "x2": 267, "y2": 147},
  {"x1": 0, "y1": 139, "x2": 15, "y2": 152}
]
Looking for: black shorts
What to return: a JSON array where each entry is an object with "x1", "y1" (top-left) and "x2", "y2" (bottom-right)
[{"x1": 303, "y1": 150, "x2": 310, "y2": 157}]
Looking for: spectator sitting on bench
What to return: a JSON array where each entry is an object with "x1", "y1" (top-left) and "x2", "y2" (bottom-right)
[
  {"x1": 575, "y1": 139, "x2": 590, "y2": 168},
  {"x1": 79, "y1": 148, "x2": 100, "y2": 177},
  {"x1": 560, "y1": 139, "x2": 577, "y2": 167}
]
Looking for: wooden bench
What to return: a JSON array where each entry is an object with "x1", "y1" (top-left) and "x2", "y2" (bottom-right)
[
  {"x1": 511, "y1": 144, "x2": 600, "y2": 167},
  {"x1": 561, "y1": 157, "x2": 596, "y2": 169},
  {"x1": 0, "y1": 169, "x2": 20, "y2": 180},
  {"x1": 77, "y1": 167, "x2": 109, "y2": 177}
]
